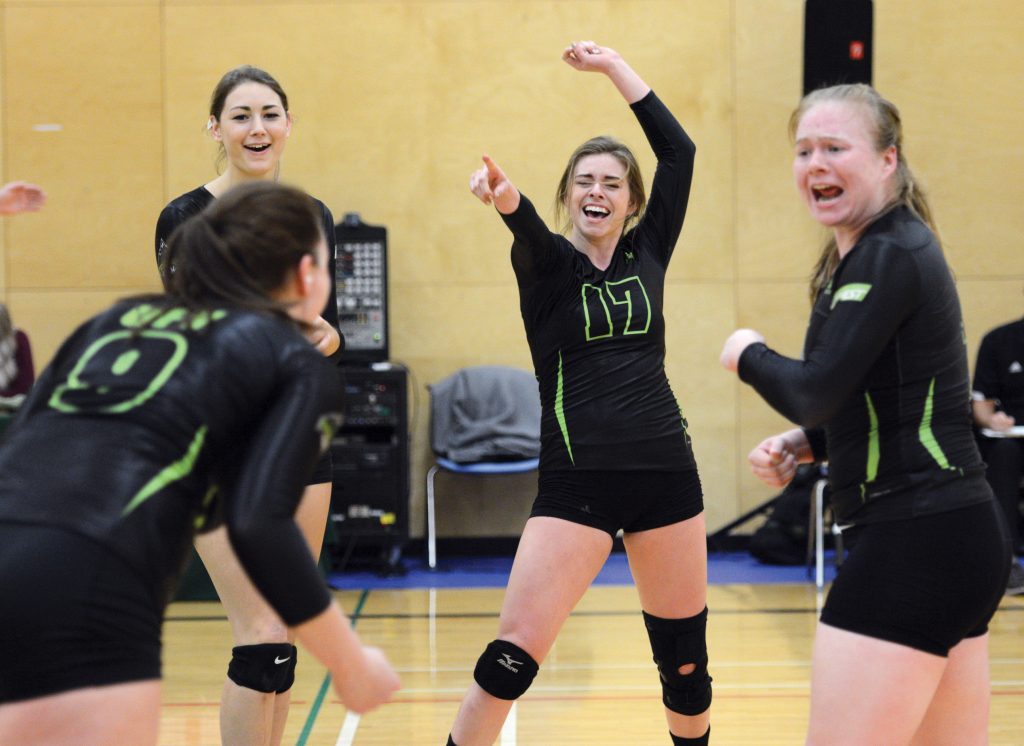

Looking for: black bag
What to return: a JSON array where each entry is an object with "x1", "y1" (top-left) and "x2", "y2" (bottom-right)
[{"x1": 749, "y1": 464, "x2": 825, "y2": 565}]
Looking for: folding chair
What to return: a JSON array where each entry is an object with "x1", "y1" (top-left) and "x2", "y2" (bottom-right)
[{"x1": 425, "y1": 366, "x2": 540, "y2": 569}]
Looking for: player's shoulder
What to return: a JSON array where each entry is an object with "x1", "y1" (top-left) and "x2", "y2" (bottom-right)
[
  {"x1": 213, "y1": 308, "x2": 307, "y2": 348},
  {"x1": 860, "y1": 206, "x2": 935, "y2": 257},
  {"x1": 307, "y1": 194, "x2": 335, "y2": 226},
  {"x1": 161, "y1": 185, "x2": 215, "y2": 222},
  {"x1": 845, "y1": 208, "x2": 937, "y2": 282}
]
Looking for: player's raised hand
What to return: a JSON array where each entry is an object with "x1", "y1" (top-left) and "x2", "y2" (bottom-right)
[
  {"x1": 0, "y1": 181, "x2": 46, "y2": 215},
  {"x1": 561, "y1": 40, "x2": 618, "y2": 73},
  {"x1": 469, "y1": 155, "x2": 520, "y2": 214}
]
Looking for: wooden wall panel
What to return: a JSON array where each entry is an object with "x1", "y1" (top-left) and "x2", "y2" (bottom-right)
[
  {"x1": 2, "y1": 0, "x2": 1022, "y2": 536},
  {"x1": 4, "y1": 288, "x2": 149, "y2": 368},
  {"x1": 875, "y1": 0, "x2": 1024, "y2": 279},
  {"x1": 4, "y1": 6, "x2": 163, "y2": 294},
  {"x1": 665, "y1": 281, "x2": 738, "y2": 531},
  {"x1": 735, "y1": 0, "x2": 822, "y2": 282}
]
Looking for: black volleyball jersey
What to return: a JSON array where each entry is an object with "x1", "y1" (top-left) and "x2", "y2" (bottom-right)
[
  {"x1": 739, "y1": 206, "x2": 991, "y2": 524},
  {"x1": 155, "y1": 185, "x2": 344, "y2": 361},
  {"x1": 501, "y1": 91, "x2": 697, "y2": 472},
  {"x1": 0, "y1": 300, "x2": 342, "y2": 625}
]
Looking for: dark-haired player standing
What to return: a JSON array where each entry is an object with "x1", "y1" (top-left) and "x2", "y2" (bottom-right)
[{"x1": 154, "y1": 65, "x2": 346, "y2": 746}]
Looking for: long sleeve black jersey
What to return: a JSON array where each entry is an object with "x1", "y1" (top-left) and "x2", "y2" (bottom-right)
[
  {"x1": 156, "y1": 185, "x2": 344, "y2": 362},
  {"x1": 501, "y1": 91, "x2": 697, "y2": 472},
  {"x1": 0, "y1": 300, "x2": 342, "y2": 625},
  {"x1": 739, "y1": 206, "x2": 991, "y2": 524}
]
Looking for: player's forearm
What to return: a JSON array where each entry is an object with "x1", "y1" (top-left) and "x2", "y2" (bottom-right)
[
  {"x1": 605, "y1": 57, "x2": 650, "y2": 104},
  {"x1": 294, "y1": 601, "x2": 365, "y2": 674}
]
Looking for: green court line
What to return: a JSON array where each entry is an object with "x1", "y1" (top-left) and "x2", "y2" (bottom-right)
[{"x1": 295, "y1": 588, "x2": 370, "y2": 746}]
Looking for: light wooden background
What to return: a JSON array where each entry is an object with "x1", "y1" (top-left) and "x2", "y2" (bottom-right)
[
  {"x1": 1, "y1": 1, "x2": 1022, "y2": 536},
  {"x1": 160, "y1": 583, "x2": 1024, "y2": 745}
]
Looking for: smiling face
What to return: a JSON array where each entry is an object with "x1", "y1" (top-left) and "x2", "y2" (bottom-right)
[
  {"x1": 567, "y1": 153, "x2": 636, "y2": 247},
  {"x1": 210, "y1": 81, "x2": 291, "y2": 181},
  {"x1": 792, "y1": 100, "x2": 897, "y2": 253}
]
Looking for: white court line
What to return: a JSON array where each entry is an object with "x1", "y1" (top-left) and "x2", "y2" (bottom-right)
[
  {"x1": 500, "y1": 701, "x2": 517, "y2": 745},
  {"x1": 335, "y1": 712, "x2": 361, "y2": 746}
]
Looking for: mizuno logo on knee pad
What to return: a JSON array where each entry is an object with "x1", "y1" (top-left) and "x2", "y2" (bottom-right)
[{"x1": 498, "y1": 653, "x2": 523, "y2": 672}]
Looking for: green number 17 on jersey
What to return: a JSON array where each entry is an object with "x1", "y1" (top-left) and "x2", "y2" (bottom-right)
[{"x1": 582, "y1": 276, "x2": 652, "y2": 341}]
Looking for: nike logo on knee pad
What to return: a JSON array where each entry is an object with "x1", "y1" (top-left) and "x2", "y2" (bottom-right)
[{"x1": 274, "y1": 656, "x2": 291, "y2": 664}]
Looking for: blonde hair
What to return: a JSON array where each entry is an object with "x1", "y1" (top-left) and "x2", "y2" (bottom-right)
[{"x1": 791, "y1": 84, "x2": 940, "y2": 301}]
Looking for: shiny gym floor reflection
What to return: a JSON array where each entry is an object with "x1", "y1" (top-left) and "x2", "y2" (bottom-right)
[{"x1": 160, "y1": 559, "x2": 1024, "y2": 745}]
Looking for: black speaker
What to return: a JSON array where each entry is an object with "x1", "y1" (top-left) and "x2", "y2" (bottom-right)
[
  {"x1": 803, "y1": 0, "x2": 873, "y2": 95},
  {"x1": 329, "y1": 365, "x2": 409, "y2": 544}
]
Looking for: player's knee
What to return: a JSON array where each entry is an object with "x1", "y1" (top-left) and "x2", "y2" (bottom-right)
[
  {"x1": 643, "y1": 607, "x2": 712, "y2": 716},
  {"x1": 473, "y1": 639, "x2": 539, "y2": 700},
  {"x1": 226, "y1": 643, "x2": 297, "y2": 694}
]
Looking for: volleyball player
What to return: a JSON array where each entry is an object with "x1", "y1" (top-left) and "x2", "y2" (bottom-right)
[
  {"x1": 0, "y1": 182, "x2": 399, "y2": 746},
  {"x1": 450, "y1": 41, "x2": 710, "y2": 746},
  {"x1": 154, "y1": 65, "x2": 345, "y2": 746},
  {"x1": 721, "y1": 83, "x2": 1009, "y2": 744}
]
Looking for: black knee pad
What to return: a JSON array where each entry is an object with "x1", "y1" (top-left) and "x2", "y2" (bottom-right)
[
  {"x1": 226, "y1": 643, "x2": 297, "y2": 694},
  {"x1": 472, "y1": 639, "x2": 539, "y2": 700},
  {"x1": 643, "y1": 607, "x2": 712, "y2": 716}
]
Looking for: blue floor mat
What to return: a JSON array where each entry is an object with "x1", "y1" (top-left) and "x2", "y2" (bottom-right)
[{"x1": 326, "y1": 550, "x2": 838, "y2": 591}]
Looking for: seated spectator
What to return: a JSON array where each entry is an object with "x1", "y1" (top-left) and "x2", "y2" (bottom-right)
[
  {"x1": 972, "y1": 314, "x2": 1024, "y2": 595},
  {"x1": 0, "y1": 304, "x2": 34, "y2": 400}
]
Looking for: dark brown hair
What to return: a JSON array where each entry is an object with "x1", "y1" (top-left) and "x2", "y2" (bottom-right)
[
  {"x1": 553, "y1": 135, "x2": 646, "y2": 235},
  {"x1": 791, "y1": 84, "x2": 940, "y2": 301},
  {"x1": 163, "y1": 181, "x2": 324, "y2": 318}
]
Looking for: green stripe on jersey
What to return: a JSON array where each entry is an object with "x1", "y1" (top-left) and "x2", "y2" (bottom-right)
[
  {"x1": 555, "y1": 351, "x2": 574, "y2": 465},
  {"x1": 864, "y1": 391, "x2": 880, "y2": 483},
  {"x1": 123, "y1": 425, "x2": 207, "y2": 516},
  {"x1": 919, "y1": 377, "x2": 950, "y2": 469}
]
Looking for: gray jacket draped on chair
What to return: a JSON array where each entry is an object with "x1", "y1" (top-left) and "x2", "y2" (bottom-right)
[{"x1": 429, "y1": 366, "x2": 541, "y2": 463}]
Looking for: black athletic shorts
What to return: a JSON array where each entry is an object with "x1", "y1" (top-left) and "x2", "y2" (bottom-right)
[
  {"x1": 530, "y1": 469, "x2": 703, "y2": 538},
  {"x1": 0, "y1": 523, "x2": 162, "y2": 703},
  {"x1": 821, "y1": 499, "x2": 1011, "y2": 656}
]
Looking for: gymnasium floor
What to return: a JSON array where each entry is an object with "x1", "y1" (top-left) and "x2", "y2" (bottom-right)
[{"x1": 160, "y1": 552, "x2": 1024, "y2": 745}]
